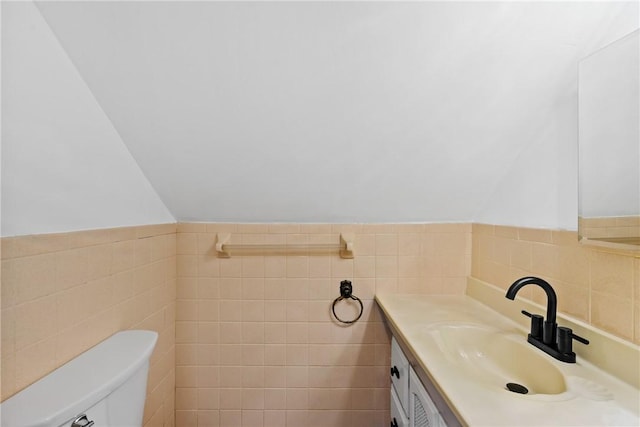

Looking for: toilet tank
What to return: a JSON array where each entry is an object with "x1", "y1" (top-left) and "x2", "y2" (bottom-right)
[{"x1": 0, "y1": 330, "x2": 158, "y2": 427}]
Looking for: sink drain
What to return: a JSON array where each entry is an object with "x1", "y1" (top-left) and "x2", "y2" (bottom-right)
[{"x1": 506, "y1": 382, "x2": 529, "y2": 394}]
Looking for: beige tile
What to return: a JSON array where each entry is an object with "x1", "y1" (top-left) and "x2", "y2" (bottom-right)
[
  {"x1": 198, "y1": 278, "x2": 219, "y2": 300},
  {"x1": 308, "y1": 256, "x2": 331, "y2": 278},
  {"x1": 264, "y1": 389, "x2": 287, "y2": 409},
  {"x1": 220, "y1": 258, "x2": 242, "y2": 278},
  {"x1": 242, "y1": 257, "x2": 265, "y2": 278},
  {"x1": 176, "y1": 366, "x2": 198, "y2": 388},
  {"x1": 634, "y1": 301, "x2": 640, "y2": 345},
  {"x1": 177, "y1": 255, "x2": 198, "y2": 278},
  {"x1": 398, "y1": 233, "x2": 421, "y2": 256},
  {"x1": 264, "y1": 344, "x2": 286, "y2": 366},
  {"x1": 531, "y1": 243, "x2": 560, "y2": 280},
  {"x1": 264, "y1": 301, "x2": 286, "y2": 322},
  {"x1": 591, "y1": 291, "x2": 633, "y2": 340},
  {"x1": 219, "y1": 300, "x2": 242, "y2": 322},
  {"x1": 242, "y1": 366, "x2": 265, "y2": 387},
  {"x1": 176, "y1": 344, "x2": 198, "y2": 366},
  {"x1": 196, "y1": 233, "x2": 217, "y2": 256},
  {"x1": 1, "y1": 234, "x2": 70, "y2": 260},
  {"x1": 286, "y1": 300, "x2": 308, "y2": 322},
  {"x1": 331, "y1": 257, "x2": 354, "y2": 278},
  {"x1": 242, "y1": 278, "x2": 265, "y2": 300},
  {"x1": 15, "y1": 335, "x2": 57, "y2": 391},
  {"x1": 509, "y1": 239, "x2": 532, "y2": 271},
  {"x1": 197, "y1": 410, "x2": 219, "y2": 427},
  {"x1": 242, "y1": 410, "x2": 264, "y2": 427},
  {"x1": 176, "y1": 388, "x2": 198, "y2": 410},
  {"x1": 285, "y1": 388, "x2": 308, "y2": 409},
  {"x1": 198, "y1": 388, "x2": 220, "y2": 410},
  {"x1": 1, "y1": 352, "x2": 17, "y2": 400},
  {"x1": 176, "y1": 321, "x2": 198, "y2": 344},
  {"x1": 198, "y1": 255, "x2": 220, "y2": 278},
  {"x1": 518, "y1": 227, "x2": 553, "y2": 243},
  {"x1": 265, "y1": 323, "x2": 286, "y2": 344},
  {"x1": 375, "y1": 278, "x2": 398, "y2": 293},
  {"x1": 242, "y1": 323, "x2": 265, "y2": 344},
  {"x1": 198, "y1": 322, "x2": 219, "y2": 344},
  {"x1": 397, "y1": 256, "x2": 420, "y2": 278},
  {"x1": 242, "y1": 388, "x2": 264, "y2": 409},
  {"x1": 264, "y1": 279, "x2": 286, "y2": 300},
  {"x1": 286, "y1": 257, "x2": 309, "y2": 278},
  {"x1": 264, "y1": 256, "x2": 286, "y2": 278},
  {"x1": 219, "y1": 345, "x2": 243, "y2": 366},
  {"x1": 556, "y1": 246, "x2": 590, "y2": 286},
  {"x1": 375, "y1": 256, "x2": 397, "y2": 278},
  {"x1": 198, "y1": 366, "x2": 219, "y2": 389},
  {"x1": 219, "y1": 367, "x2": 243, "y2": 388},
  {"x1": 219, "y1": 410, "x2": 242, "y2": 427},
  {"x1": 264, "y1": 367, "x2": 287, "y2": 388},
  {"x1": 285, "y1": 366, "x2": 308, "y2": 387},
  {"x1": 198, "y1": 344, "x2": 219, "y2": 366},
  {"x1": 242, "y1": 300, "x2": 265, "y2": 322},
  {"x1": 219, "y1": 278, "x2": 242, "y2": 300},
  {"x1": 286, "y1": 279, "x2": 309, "y2": 300},
  {"x1": 219, "y1": 388, "x2": 242, "y2": 409},
  {"x1": 87, "y1": 244, "x2": 112, "y2": 280},
  {"x1": 134, "y1": 238, "x2": 153, "y2": 267},
  {"x1": 591, "y1": 250, "x2": 633, "y2": 298},
  {"x1": 375, "y1": 234, "x2": 398, "y2": 256},
  {"x1": 111, "y1": 240, "x2": 136, "y2": 273},
  {"x1": 309, "y1": 388, "x2": 350, "y2": 410},
  {"x1": 198, "y1": 299, "x2": 219, "y2": 322},
  {"x1": 175, "y1": 410, "x2": 197, "y2": 427},
  {"x1": 494, "y1": 225, "x2": 518, "y2": 239},
  {"x1": 555, "y1": 280, "x2": 589, "y2": 322},
  {"x1": 13, "y1": 253, "x2": 58, "y2": 303},
  {"x1": 355, "y1": 234, "x2": 376, "y2": 256},
  {"x1": 286, "y1": 323, "x2": 308, "y2": 344}
]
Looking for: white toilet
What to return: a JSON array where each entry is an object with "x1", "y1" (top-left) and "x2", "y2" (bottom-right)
[{"x1": 0, "y1": 330, "x2": 157, "y2": 427}]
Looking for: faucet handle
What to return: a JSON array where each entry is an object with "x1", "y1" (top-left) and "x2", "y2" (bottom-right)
[
  {"x1": 521, "y1": 310, "x2": 544, "y2": 340},
  {"x1": 557, "y1": 326, "x2": 589, "y2": 355}
]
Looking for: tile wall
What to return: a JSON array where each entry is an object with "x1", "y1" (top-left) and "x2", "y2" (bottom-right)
[
  {"x1": 579, "y1": 215, "x2": 640, "y2": 242},
  {"x1": 175, "y1": 223, "x2": 472, "y2": 427},
  {"x1": 2, "y1": 221, "x2": 637, "y2": 427},
  {"x1": 472, "y1": 224, "x2": 640, "y2": 344},
  {"x1": 0, "y1": 224, "x2": 177, "y2": 427}
]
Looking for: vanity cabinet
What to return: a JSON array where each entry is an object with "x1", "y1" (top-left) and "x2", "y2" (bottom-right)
[
  {"x1": 391, "y1": 337, "x2": 446, "y2": 427},
  {"x1": 409, "y1": 367, "x2": 444, "y2": 427}
]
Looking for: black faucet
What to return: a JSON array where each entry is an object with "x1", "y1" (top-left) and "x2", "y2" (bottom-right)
[{"x1": 506, "y1": 276, "x2": 588, "y2": 363}]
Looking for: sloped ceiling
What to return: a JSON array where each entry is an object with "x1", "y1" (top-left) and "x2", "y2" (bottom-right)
[{"x1": 35, "y1": 1, "x2": 638, "y2": 225}]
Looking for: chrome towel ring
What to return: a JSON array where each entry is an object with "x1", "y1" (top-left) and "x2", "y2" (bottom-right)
[{"x1": 332, "y1": 280, "x2": 363, "y2": 324}]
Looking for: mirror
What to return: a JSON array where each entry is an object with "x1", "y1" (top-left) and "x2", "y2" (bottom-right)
[{"x1": 578, "y1": 30, "x2": 639, "y2": 250}]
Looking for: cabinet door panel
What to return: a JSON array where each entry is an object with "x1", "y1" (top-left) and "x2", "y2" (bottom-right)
[{"x1": 391, "y1": 337, "x2": 410, "y2": 413}]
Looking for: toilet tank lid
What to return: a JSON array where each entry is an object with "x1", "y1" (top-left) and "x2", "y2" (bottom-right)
[{"x1": 0, "y1": 330, "x2": 158, "y2": 427}]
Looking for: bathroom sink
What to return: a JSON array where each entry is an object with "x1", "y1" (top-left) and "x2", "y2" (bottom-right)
[{"x1": 427, "y1": 323, "x2": 567, "y2": 395}]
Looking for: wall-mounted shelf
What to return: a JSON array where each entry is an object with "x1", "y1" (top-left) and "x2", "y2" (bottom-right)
[{"x1": 215, "y1": 233, "x2": 354, "y2": 258}]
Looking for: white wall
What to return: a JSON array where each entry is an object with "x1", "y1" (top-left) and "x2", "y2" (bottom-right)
[
  {"x1": 1, "y1": 2, "x2": 174, "y2": 237},
  {"x1": 34, "y1": 1, "x2": 638, "y2": 230},
  {"x1": 578, "y1": 30, "x2": 639, "y2": 218}
]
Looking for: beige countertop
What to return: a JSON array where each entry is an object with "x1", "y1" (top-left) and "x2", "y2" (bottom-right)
[{"x1": 376, "y1": 279, "x2": 640, "y2": 427}]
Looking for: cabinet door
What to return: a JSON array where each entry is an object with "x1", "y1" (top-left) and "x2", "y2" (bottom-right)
[
  {"x1": 391, "y1": 337, "x2": 410, "y2": 413},
  {"x1": 409, "y1": 367, "x2": 445, "y2": 427},
  {"x1": 391, "y1": 386, "x2": 409, "y2": 427}
]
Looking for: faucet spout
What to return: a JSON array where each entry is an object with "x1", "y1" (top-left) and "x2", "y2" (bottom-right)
[
  {"x1": 505, "y1": 276, "x2": 588, "y2": 363},
  {"x1": 506, "y1": 276, "x2": 557, "y2": 344},
  {"x1": 506, "y1": 276, "x2": 557, "y2": 325}
]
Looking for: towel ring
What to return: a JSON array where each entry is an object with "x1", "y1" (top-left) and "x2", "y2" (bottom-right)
[{"x1": 332, "y1": 280, "x2": 363, "y2": 324}]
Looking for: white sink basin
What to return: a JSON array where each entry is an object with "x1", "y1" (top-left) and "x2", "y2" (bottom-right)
[{"x1": 426, "y1": 323, "x2": 567, "y2": 395}]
